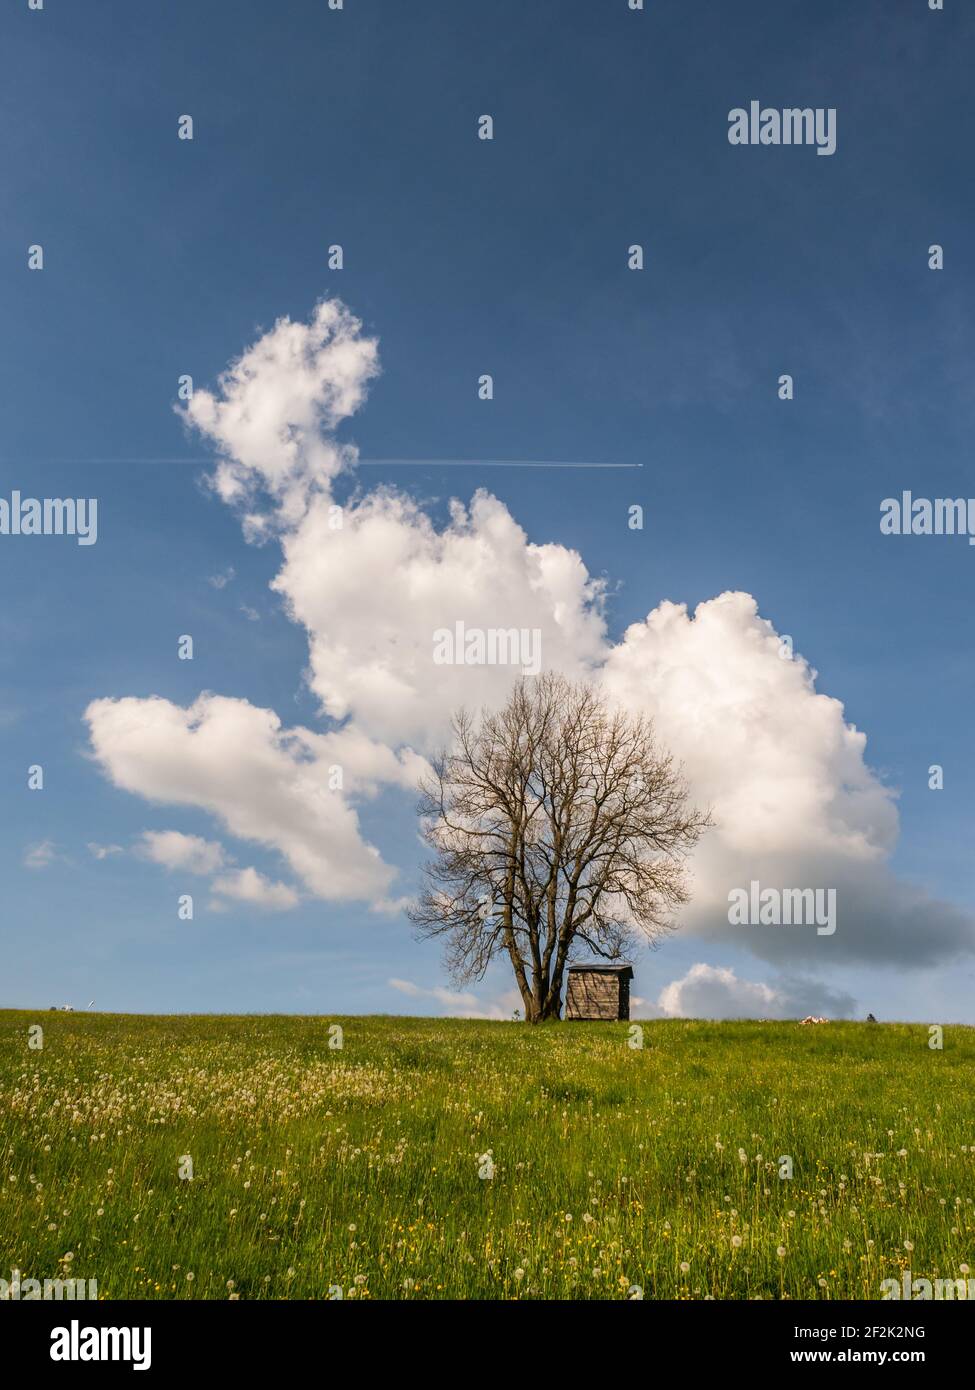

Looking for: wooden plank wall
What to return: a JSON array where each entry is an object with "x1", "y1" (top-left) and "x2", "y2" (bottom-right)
[{"x1": 565, "y1": 972, "x2": 624, "y2": 1020}]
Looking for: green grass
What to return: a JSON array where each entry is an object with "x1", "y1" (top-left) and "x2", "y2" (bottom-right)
[{"x1": 1, "y1": 1010, "x2": 972, "y2": 1300}]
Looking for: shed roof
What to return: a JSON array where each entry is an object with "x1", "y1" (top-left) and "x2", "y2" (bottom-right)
[{"x1": 566, "y1": 962, "x2": 633, "y2": 978}]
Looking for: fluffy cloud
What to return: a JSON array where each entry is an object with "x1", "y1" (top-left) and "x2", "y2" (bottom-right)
[
  {"x1": 602, "y1": 593, "x2": 898, "y2": 863},
  {"x1": 601, "y1": 593, "x2": 972, "y2": 967},
  {"x1": 138, "y1": 830, "x2": 227, "y2": 875},
  {"x1": 85, "y1": 692, "x2": 423, "y2": 905},
  {"x1": 388, "y1": 977, "x2": 520, "y2": 1020},
  {"x1": 210, "y1": 867, "x2": 299, "y2": 912},
  {"x1": 137, "y1": 830, "x2": 297, "y2": 911},
  {"x1": 388, "y1": 977, "x2": 481, "y2": 1011},
  {"x1": 655, "y1": 962, "x2": 856, "y2": 1020},
  {"x1": 273, "y1": 488, "x2": 607, "y2": 747},
  {"x1": 87, "y1": 295, "x2": 974, "y2": 978},
  {"x1": 180, "y1": 299, "x2": 379, "y2": 530}
]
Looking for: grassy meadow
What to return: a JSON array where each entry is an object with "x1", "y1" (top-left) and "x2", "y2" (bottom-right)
[{"x1": 0, "y1": 1009, "x2": 973, "y2": 1300}]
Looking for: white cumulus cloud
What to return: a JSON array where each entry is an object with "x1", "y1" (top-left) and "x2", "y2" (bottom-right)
[
  {"x1": 273, "y1": 487, "x2": 607, "y2": 748},
  {"x1": 388, "y1": 977, "x2": 520, "y2": 1020},
  {"x1": 655, "y1": 962, "x2": 856, "y2": 1020},
  {"x1": 180, "y1": 298, "x2": 379, "y2": 530},
  {"x1": 601, "y1": 592, "x2": 971, "y2": 967},
  {"x1": 210, "y1": 867, "x2": 299, "y2": 912},
  {"x1": 138, "y1": 830, "x2": 227, "y2": 875},
  {"x1": 85, "y1": 294, "x2": 974, "y2": 979},
  {"x1": 85, "y1": 692, "x2": 422, "y2": 905}
]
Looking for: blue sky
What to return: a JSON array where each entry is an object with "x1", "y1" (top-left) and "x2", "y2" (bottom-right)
[{"x1": 2, "y1": 0, "x2": 973, "y2": 1020}]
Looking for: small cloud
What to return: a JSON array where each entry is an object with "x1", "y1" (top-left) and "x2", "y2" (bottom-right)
[
  {"x1": 210, "y1": 866, "x2": 299, "y2": 911},
  {"x1": 387, "y1": 977, "x2": 519, "y2": 1020},
  {"x1": 207, "y1": 567, "x2": 236, "y2": 590},
  {"x1": 655, "y1": 962, "x2": 856, "y2": 1021},
  {"x1": 87, "y1": 842, "x2": 124, "y2": 860},
  {"x1": 389, "y1": 977, "x2": 480, "y2": 1010},
  {"x1": 240, "y1": 604, "x2": 260, "y2": 622},
  {"x1": 24, "y1": 840, "x2": 58, "y2": 870},
  {"x1": 371, "y1": 894, "x2": 412, "y2": 917},
  {"x1": 138, "y1": 830, "x2": 227, "y2": 876}
]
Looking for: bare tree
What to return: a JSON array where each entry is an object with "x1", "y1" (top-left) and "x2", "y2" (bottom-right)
[{"x1": 409, "y1": 673, "x2": 712, "y2": 1023}]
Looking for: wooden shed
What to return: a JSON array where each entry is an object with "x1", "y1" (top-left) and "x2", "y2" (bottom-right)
[{"x1": 564, "y1": 963, "x2": 634, "y2": 1021}]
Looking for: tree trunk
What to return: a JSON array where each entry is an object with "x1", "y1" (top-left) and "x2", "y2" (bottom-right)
[
  {"x1": 525, "y1": 970, "x2": 562, "y2": 1022},
  {"x1": 536, "y1": 997, "x2": 562, "y2": 1022}
]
